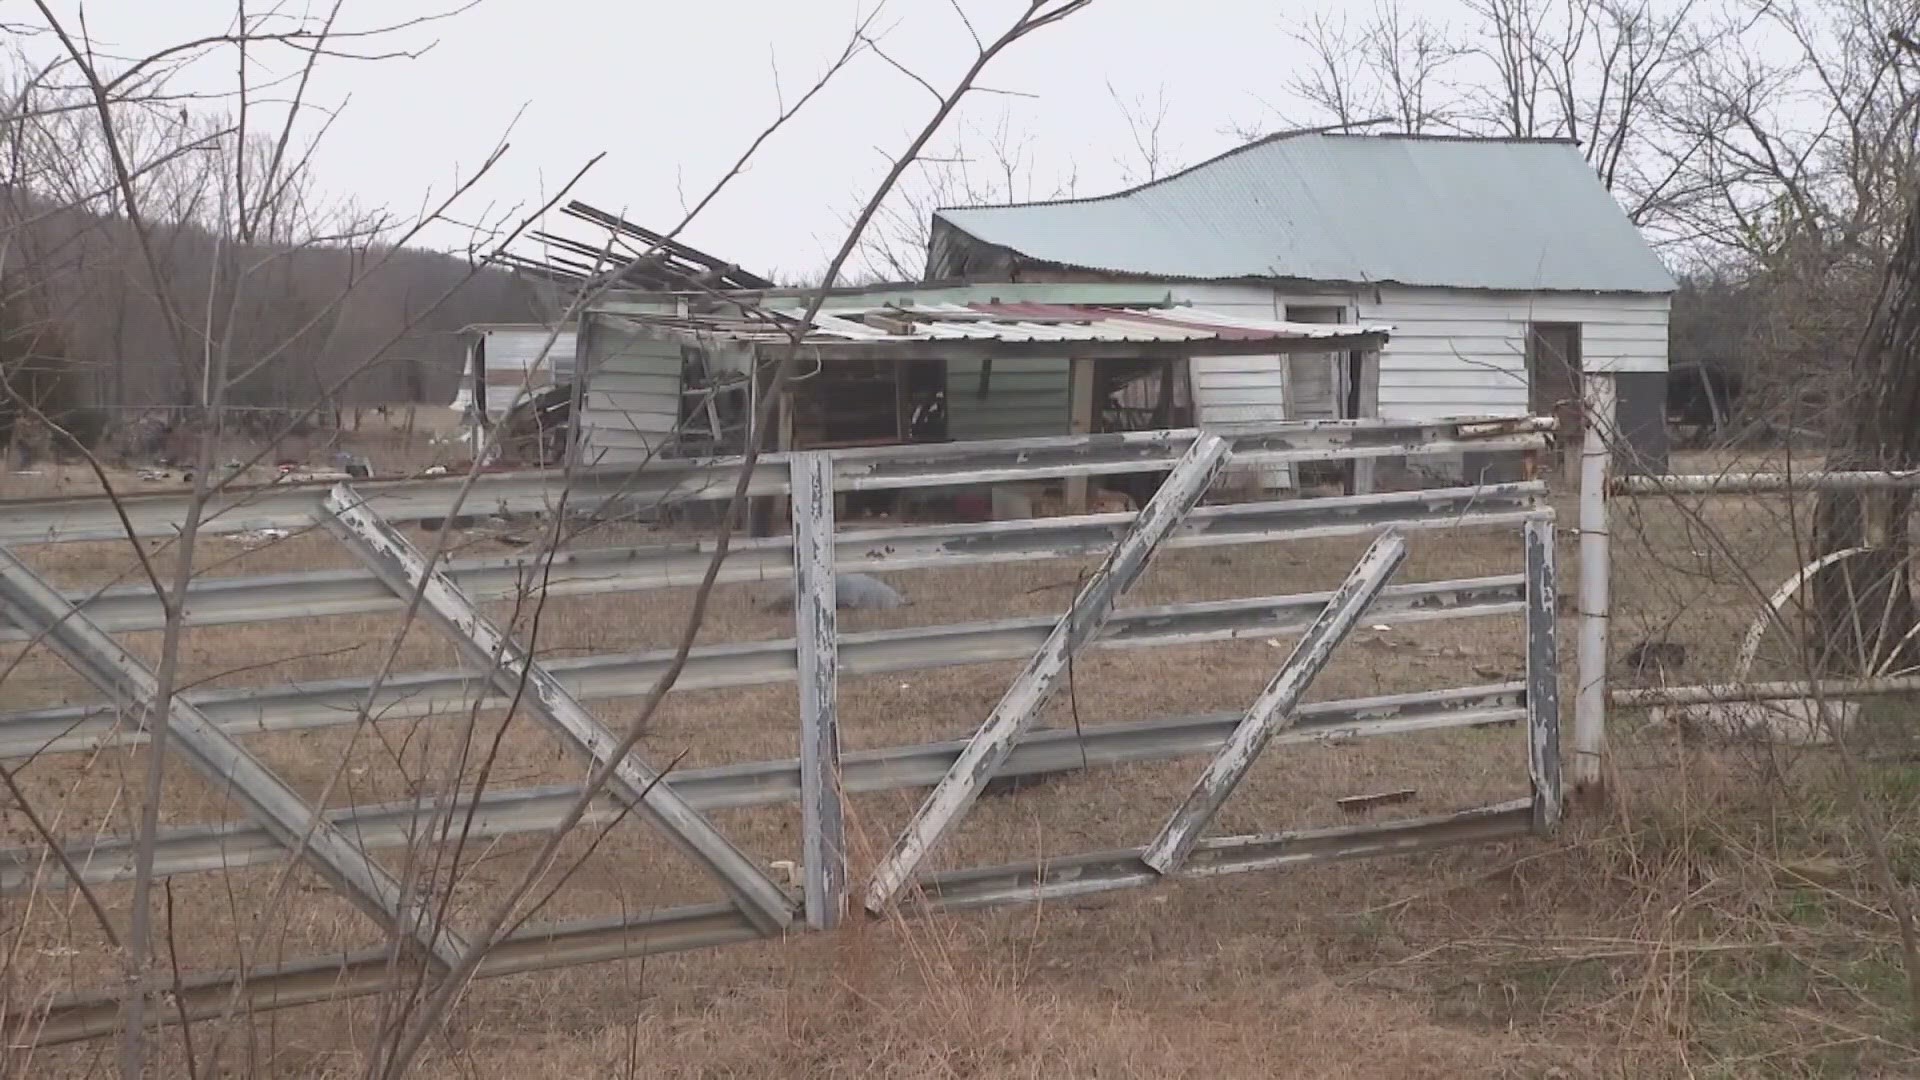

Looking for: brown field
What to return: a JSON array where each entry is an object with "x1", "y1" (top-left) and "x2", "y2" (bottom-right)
[{"x1": 4, "y1": 450, "x2": 1919, "y2": 1078}]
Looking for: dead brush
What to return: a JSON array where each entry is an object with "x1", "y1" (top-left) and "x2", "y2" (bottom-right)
[{"x1": 1356, "y1": 741, "x2": 1920, "y2": 1076}]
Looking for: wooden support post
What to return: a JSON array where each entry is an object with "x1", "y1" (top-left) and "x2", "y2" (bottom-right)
[
  {"x1": 1065, "y1": 357, "x2": 1097, "y2": 512},
  {"x1": 323, "y1": 485, "x2": 796, "y2": 933},
  {"x1": 864, "y1": 434, "x2": 1233, "y2": 912},
  {"x1": 1574, "y1": 372, "x2": 1615, "y2": 797},
  {"x1": 0, "y1": 544, "x2": 467, "y2": 968},
  {"x1": 1350, "y1": 350, "x2": 1381, "y2": 495},
  {"x1": 1524, "y1": 516, "x2": 1562, "y2": 832},
  {"x1": 1142, "y1": 529, "x2": 1407, "y2": 873},
  {"x1": 790, "y1": 453, "x2": 845, "y2": 930}
]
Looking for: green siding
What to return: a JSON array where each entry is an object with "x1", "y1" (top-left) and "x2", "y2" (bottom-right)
[{"x1": 944, "y1": 357, "x2": 1071, "y2": 441}]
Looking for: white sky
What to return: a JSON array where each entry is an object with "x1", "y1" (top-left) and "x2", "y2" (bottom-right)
[{"x1": 20, "y1": 0, "x2": 1380, "y2": 280}]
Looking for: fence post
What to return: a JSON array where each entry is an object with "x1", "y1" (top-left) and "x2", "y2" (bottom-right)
[
  {"x1": 1524, "y1": 516, "x2": 1562, "y2": 831},
  {"x1": 790, "y1": 452, "x2": 845, "y2": 930},
  {"x1": 1574, "y1": 371, "x2": 1615, "y2": 798}
]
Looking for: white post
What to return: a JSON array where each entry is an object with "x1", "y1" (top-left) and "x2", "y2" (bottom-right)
[
  {"x1": 1574, "y1": 371, "x2": 1615, "y2": 796},
  {"x1": 790, "y1": 453, "x2": 845, "y2": 930}
]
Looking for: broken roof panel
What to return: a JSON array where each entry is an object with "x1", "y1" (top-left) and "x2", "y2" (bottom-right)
[{"x1": 632, "y1": 302, "x2": 1391, "y2": 354}]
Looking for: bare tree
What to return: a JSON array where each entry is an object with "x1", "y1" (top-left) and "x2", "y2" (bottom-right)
[
  {"x1": 853, "y1": 112, "x2": 1079, "y2": 282},
  {"x1": 1108, "y1": 79, "x2": 1175, "y2": 183},
  {"x1": 1264, "y1": 0, "x2": 1704, "y2": 235}
]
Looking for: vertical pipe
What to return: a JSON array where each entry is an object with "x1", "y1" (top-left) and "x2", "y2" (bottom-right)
[
  {"x1": 1349, "y1": 349, "x2": 1381, "y2": 495},
  {"x1": 790, "y1": 453, "x2": 845, "y2": 929},
  {"x1": 1574, "y1": 371, "x2": 1615, "y2": 796}
]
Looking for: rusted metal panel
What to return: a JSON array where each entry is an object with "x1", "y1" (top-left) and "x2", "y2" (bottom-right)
[
  {"x1": 1142, "y1": 530, "x2": 1408, "y2": 873},
  {"x1": 322, "y1": 485, "x2": 794, "y2": 934},
  {"x1": 1524, "y1": 516, "x2": 1562, "y2": 832},
  {"x1": 0, "y1": 545, "x2": 466, "y2": 968},
  {"x1": 789, "y1": 454, "x2": 845, "y2": 930},
  {"x1": 864, "y1": 434, "x2": 1234, "y2": 913},
  {"x1": 5, "y1": 684, "x2": 1527, "y2": 895}
]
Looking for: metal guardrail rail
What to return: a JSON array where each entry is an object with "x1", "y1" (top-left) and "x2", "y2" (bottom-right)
[
  {"x1": 1, "y1": 575, "x2": 1527, "y2": 758},
  {"x1": 1, "y1": 683, "x2": 1527, "y2": 895},
  {"x1": 0, "y1": 416, "x2": 1562, "y2": 1049},
  {"x1": 30, "y1": 799, "x2": 1535, "y2": 1045},
  {"x1": 0, "y1": 417, "x2": 1551, "y2": 545},
  {"x1": 10, "y1": 482, "x2": 1544, "y2": 640}
]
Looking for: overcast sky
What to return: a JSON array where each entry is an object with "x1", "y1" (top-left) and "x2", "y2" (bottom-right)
[{"x1": 20, "y1": 0, "x2": 1381, "y2": 280}]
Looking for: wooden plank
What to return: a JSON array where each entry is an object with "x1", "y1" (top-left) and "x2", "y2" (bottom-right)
[
  {"x1": 322, "y1": 485, "x2": 795, "y2": 933},
  {"x1": 1335, "y1": 788, "x2": 1417, "y2": 812},
  {"x1": 0, "y1": 545, "x2": 467, "y2": 969},
  {"x1": 1524, "y1": 516, "x2": 1562, "y2": 831},
  {"x1": 863, "y1": 434, "x2": 1234, "y2": 912},
  {"x1": 790, "y1": 454, "x2": 845, "y2": 929},
  {"x1": 1350, "y1": 352, "x2": 1381, "y2": 495},
  {"x1": 1066, "y1": 358, "x2": 1096, "y2": 512},
  {"x1": 1142, "y1": 530, "x2": 1408, "y2": 873}
]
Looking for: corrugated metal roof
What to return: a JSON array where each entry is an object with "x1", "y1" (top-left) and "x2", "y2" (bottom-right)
[
  {"x1": 649, "y1": 302, "x2": 1390, "y2": 347},
  {"x1": 935, "y1": 133, "x2": 1676, "y2": 294}
]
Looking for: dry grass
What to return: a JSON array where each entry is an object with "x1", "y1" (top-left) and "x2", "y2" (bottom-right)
[{"x1": 5, "y1": 453, "x2": 1920, "y2": 1077}]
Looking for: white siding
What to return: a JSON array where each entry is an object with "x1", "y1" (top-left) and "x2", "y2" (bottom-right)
[
  {"x1": 576, "y1": 314, "x2": 683, "y2": 465},
  {"x1": 1172, "y1": 284, "x2": 1352, "y2": 490},
  {"x1": 1354, "y1": 287, "x2": 1670, "y2": 421},
  {"x1": 449, "y1": 327, "x2": 578, "y2": 418}
]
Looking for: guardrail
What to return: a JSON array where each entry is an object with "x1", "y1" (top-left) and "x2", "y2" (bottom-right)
[{"x1": 0, "y1": 416, "x2": 1561, "y2": 1045}]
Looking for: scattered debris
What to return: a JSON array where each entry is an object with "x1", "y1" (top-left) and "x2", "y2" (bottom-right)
[
  {"x1": 982, "y1": 770, "x2": 1067, "y2": 799},
  {"x1": 423, "y1": 464, "x2": 449, "y2": 476},
  {"x1": 1624, "y1": 639, "x2": 1687, "y2": 677},
  {"x1": 755, "y1": 572, "x2": 908, "y2": 614},
  {"x1": 229, "y1": 528, "x2": 291, "y2": 546},
  {"x1": 276, "y1": 465, "x2": 353, "y2": 484},
  {"x1": 1369, "y1": 624, "x2": 1393, "y2": 632},
  {"x1": 767, "y1": 860, "x2": 802, "y2": 888},
  {"x1": 419, "y1": 516, "x2": 477, "y2": 532},
  {"x1": 1336, "y1": 788, "x2": 1417, "y2": 813}
]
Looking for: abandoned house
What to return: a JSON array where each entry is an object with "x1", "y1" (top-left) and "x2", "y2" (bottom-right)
[
  {"x1": 928, "y1": 131, "x2": 1676, "y2": 475},
  {"x1": 448, "y1": 322, "x2": 578, "y2": 463},
  {"x1": 568, "y1": 281, "x2": 1390, "y2": 504}
]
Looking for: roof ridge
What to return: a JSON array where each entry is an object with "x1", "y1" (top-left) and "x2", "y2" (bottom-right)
[{"x1": 934, "y1": 130, "x2": 1582, "y2": 219}]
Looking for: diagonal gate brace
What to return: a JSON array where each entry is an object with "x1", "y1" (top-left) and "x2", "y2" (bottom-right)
[
  {"x1": 0, "y1": 544, "x2": 466, "y2": 968},
  {"x1": 323, "y1": 485, "x2": 795, "y2": 933},
  {"x1": 1142, "y1": 529, "x2": 1408, "y2": 874},
  {"x1": 865, "y1": 434, "x2": 1234, "y2": 913}
]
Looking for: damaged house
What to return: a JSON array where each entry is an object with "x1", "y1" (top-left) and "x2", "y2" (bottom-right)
[
  {"x1": 928, "y1": 131, "x2": 1676, "y2": 475},
  {"x1": 570, "y1": 281, "x2": 1391, "y2": 508}
]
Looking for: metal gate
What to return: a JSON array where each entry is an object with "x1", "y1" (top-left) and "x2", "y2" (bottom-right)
[{"x1": 0, "y1": 416, "x2": 1561, "y2": 1044}]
